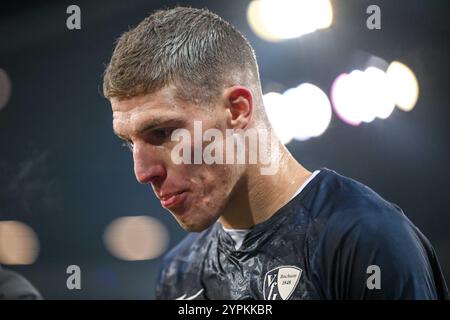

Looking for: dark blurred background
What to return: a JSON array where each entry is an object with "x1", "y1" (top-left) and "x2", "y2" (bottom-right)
[{"x1": 0, "y1": 0, "x2": 448, "y2": 299}]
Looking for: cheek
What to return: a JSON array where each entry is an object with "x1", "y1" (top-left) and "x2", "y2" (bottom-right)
[
  {"x1": 186, "y1": 167, "x2": 216, "y2": 199},
  {"x1": 192, "y1": 165, "x2": 239, "y2": 207}
]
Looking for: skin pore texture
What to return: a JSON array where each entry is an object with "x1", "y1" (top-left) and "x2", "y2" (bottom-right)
[{"x1": 110, "y1": 85, "x2": 311, "y2": 232}]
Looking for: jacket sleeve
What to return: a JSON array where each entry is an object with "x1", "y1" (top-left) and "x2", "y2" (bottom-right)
[{"x1": 311, "y1": 206, "x2": 449, "y2": 300}]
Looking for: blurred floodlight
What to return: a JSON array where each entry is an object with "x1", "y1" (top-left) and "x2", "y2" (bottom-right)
[
  {"x1": 0, "y1": 221, "x2": 39, "y2": 265},
  {"x1": 247, "y1": 0, "x2": 333, "y2": 41},
  {"x1": 386, "y1": 61, "x2": 419, "y2": 111},
  {"x1": 364, "y1": 67, "x2": 396, "y2": 119},
  {"x1": 331, "y1": 73, "x2": 362, "y2": 126},
  {"x1": 263, "y1": 92, "x2": 293, "y2": 144},
  {"x1": 348, "y1": 70, "x2": 376, "y2": 123},
  {"x1": 283, "y1": 83, "x2": 332, "y2": 140},
  {"x1": 103, "y1": 216, "x2": 169, "y2": 261},
  {"x1": 331, "y1": 67, "x2": 396, "y2": 126},
  {"x1": 0, "y1": 69, "x2": 12, "y2": 110},
  {"x1": 263, "y1": 83, "x2": 331, "y2": 143},
  {"x1": 247, "y1": 0, "x2": 282, "y2": 42}
]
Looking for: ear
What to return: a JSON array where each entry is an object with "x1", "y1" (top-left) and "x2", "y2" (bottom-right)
[{"x1": 224, "y1": 86, "x2": 253, "y2": 130}]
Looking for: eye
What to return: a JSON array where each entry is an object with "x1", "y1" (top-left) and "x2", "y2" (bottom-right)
[{"x1": 152, "y1": 128, "x2": 175, "y2": 140}]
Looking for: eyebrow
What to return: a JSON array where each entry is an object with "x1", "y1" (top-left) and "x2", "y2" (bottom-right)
[{"x1": 114, "y1": 118, "x2": 183, "y2": 141}]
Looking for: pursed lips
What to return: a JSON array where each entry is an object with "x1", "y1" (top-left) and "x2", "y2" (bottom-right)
[
  {"x1": 158, "y1": 190, "x2": 188, "y2": 208},
  {"x1": 159, "y1": 190, "x2": 185, "y2": 201}
]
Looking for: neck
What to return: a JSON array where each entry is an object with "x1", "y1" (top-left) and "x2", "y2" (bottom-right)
[{"x1": 219, "y1": 143, "x2": 311, "y2": 229}]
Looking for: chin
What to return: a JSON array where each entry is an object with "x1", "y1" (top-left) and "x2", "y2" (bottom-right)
[
  {"x1": 180, "y1": 224, "x2": 209, "y2": 233},
  {"x1": 176, "y1": 212, "x2": 219, "y2": 233}
]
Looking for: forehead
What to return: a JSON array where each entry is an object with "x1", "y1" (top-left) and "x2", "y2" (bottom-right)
[
  {"x1": 111, "y1": 88, "x2": 192, "y2": 136},
  {"x1": 112, "y1": 87, "x2": 179, "y2": 117}
]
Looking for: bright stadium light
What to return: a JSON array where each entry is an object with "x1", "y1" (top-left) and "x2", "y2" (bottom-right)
[
  {"x1": 331, "y1": 67, "x2": 397, "y2": 126},
  {"x1": 263, "y1": 92, "x2": 294, "y2": 144},
  {"x1": 247, "y1": 0, "x2": 333, "y2": 41},
  {"x1": 331, "y1": 73, "x2": 362, "y2": 126},
  {"x1": 364, "y1": 67, "x2": 396, "y2": 119},
  {"x1": 247, "y1": 0, "x2": 282, "y2": 42},
  {"x1": 263, "y1": 83, "x2": 332, "y2": 143},
  {"x1": 283, "y1": 83, "x2": 332, "y2": 140},
  {"x1": 386, "y1": 61, "x2": 419, "y2": 112},
  {"x1": 103, "y1": 216, "x2": 169, "y2": 261},
  {"x1": 0, "y1": 221, "x2": 40, "y2": 265},
  {"x1": 349, "y1": 69, "x2": 377, "y2": 123}
]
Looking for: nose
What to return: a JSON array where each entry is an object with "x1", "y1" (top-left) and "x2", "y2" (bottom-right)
[{"x1": 132, "y1": 142, "x2": 167, "y2": 185}]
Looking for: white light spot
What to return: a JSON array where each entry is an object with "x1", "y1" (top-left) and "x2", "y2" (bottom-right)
[
  {"x1": 331, "y1": 73, "x2": 362, "y2": 126},
  {"x1": 386, "y1": 61, "x2": 419, "y2": 111},
  {"x1": 331, "y1": 67, "x2": 396, "y2": 126},
  {"x1": 263, "y1": 83, "x2": 332, "y2": 143},
  {"x1": 263, "y1": 92, "x2": 294, "y2": 144},
  {"x1": 364, "y1": 67, "x2": 396, "y2": 119},
  {"x1": 0, "y1": 221, "x2": 40, "y2": 265},
  {"x1": 247, "y1": 0, "x2": 282, "y2": 42},
  {"x1": 248, "y1": 0, "x2": 333, "y2": 41},
  {"x1": 103, "y1": 216, "x2": 169, "y2": 261},
  {"x1": 283, "y1": 83, "x2": 332, "y2": 140}
]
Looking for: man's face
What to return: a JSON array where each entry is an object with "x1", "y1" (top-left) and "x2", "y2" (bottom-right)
[{"x1": 111, "y1": 87, "x2": 244, "y2": 232}]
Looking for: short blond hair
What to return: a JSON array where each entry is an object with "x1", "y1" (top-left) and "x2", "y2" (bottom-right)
[{"x1": 103, "y1": 7, "x2": 261, "y2": 106}]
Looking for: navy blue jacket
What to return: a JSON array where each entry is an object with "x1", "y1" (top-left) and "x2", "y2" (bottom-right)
[{"x1": 156, "y1": 168, "x2": 449, "y2": 300}]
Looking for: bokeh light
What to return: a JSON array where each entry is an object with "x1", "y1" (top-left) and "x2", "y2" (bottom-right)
[
  {"x1": 330, "y1": 73, "x2": 361, "y2": 126},
  {"x1": 103, "y1": 215, "x2": 169, "y2": 261},
  {"x1": 263, "y1": 83, "x2": 332, "y2": 143},
  {"x1": 331, "y1": 61, "x2": 418, "y2": 126},
  {"x1": 283, "y1": 83, "x2": 332, "y2": 140},
  {"x1": 247, "y1": 0, "x2": 333, "y2": 41},
  {"x1": 246, "y1": 0, "x2": 282, "y2": 42},
  {"x1": 0, "y1": 220, "x2": 40, "y2": 265},
  {"x1": 331, "y1": 67, "x2": 397, "y2": 126},
  {"x1": 263, "y1": 92, "x2": 294, "y2": 144},
  {"x1": 364, "y1": 67, "x2": 396, "y2": 119},
  {"x1": 386, "y1": 61, "x2": 419, "y2": 111}
]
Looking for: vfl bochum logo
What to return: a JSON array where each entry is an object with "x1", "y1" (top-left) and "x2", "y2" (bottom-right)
[{"x1": 263, "y1": 266, "x2": 302, "y2": 300}]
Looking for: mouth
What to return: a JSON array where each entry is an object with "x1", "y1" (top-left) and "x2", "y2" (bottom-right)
[{"x1": 159, "y1": 190, "x2": 188, "y2": 209}]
